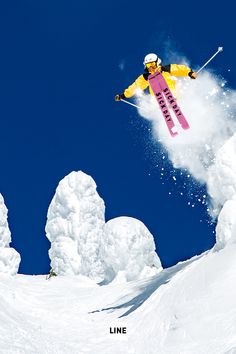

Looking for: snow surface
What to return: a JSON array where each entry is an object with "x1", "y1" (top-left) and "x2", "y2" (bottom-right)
[
  {"x1": 1, "y1": 244, "x2": 236, "y2": 354},
  {"x1": 46, "y1": 171, "x2": 161, "y2": 283},
  {"x1": 0, "y1": 194, "x2": 20, "y2": 275}
]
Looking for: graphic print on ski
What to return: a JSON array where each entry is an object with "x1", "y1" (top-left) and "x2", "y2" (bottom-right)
[{"x1": 148, "y1": 71, "x2": 190, "y2": 136}]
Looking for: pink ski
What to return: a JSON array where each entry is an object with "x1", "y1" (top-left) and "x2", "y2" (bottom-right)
[
  {"x1": 154, "y1": 89, "x2": 178, "y2": 137},
  {"x1": 148, "y1": 73, "x2": 178, "y2": 137},
  {"x1": 157, "y1": 72, "x2": 190, "y2": 130},
  {"x1": 148, "y1": 71, "x2": 190, "y2": 135}
]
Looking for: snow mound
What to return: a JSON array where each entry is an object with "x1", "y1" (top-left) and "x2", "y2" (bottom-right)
[
  {"x1": 103, "y1": 216, "x2": 162, "y2": 282},
  {"x1": 45, "y1": 171, "x2": 106, "y2": 281},
  {"x1": 0, "y1": 194, "x2": 21, "y2": 275}
]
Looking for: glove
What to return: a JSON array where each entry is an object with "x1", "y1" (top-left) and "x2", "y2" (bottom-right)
[
  {"x1": 115, "y1": 93, "x2": 125, "y2": 101},
  {"x1": 115, "y1": 94, "x2": 121, "y2": 101},
  {"x1": 188, "y1": 71, "x2": 197, "y2": 79}
]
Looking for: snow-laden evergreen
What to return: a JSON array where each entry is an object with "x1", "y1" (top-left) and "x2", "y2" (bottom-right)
[
  {"x1": 103, "y1": 216, "x2": 161, "y2": 282},
  {"x1": 45, "y1": 171, "x2": 106, "y2": 281},
  {"x1": 0, "y1": 194, "x2": 11, "y2": 248},
  {"x1": 215, "y1": 199, "x2": 236, "y2": 250},
  {"x1": 46, "y1": 171, "x2": 162, "y2": 283},
  {"x1": 206, "y1": 133, "x2": 236, "y2": 249},
  {"x1": 208, "y1": 132, "x2": 236, "y2": 213},
  {"x1": 0, "y1": 194, "x2": 20, "y2": 275}
]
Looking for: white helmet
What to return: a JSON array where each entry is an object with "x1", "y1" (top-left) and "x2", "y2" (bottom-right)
[{"x1": 143, "y1": 53, "x2": 161, "y2": 66}]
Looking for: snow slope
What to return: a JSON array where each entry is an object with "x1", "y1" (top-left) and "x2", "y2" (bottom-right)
[{"x1": 0, "y1": 244, "x2": 236, "y2": 354}]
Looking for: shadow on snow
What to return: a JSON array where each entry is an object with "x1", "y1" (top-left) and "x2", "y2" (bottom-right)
[{"x1": 90, "y1": 253, "x2": 206, "y2": 318}]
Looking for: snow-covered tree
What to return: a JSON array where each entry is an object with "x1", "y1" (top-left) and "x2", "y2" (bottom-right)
[
  {"x1": 215, "y1": 200, "x2": 236, "y2": 250},
  {"x1": 0, "y1": 194, "x2": 21, "y2": 275},
  {"x1": 206, "y1": 133, "x2": 236, "y2": 249},
  {"x1": 45, "y1": 171, "x2": 106, "y2": 281},
  {"x1": 103, "y1": 216, "x2": 162, "y2": 283},
  {"x1": 207, "y1": 132, "x2": 236, "y2": 215},
  {"x1": 46, "y1": 171, "x2": 162, "y2": 283}
]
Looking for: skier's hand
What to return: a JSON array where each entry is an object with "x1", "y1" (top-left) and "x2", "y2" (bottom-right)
[
  {"x1": 188, "y1": 71, "x2": 197, "y2": 79},
  {"x1": 115, "y1": 93, "x2": 125, "y2": 101},
  {"x1": 115, "y1": 94, "x2": 122, "y2": 101}
]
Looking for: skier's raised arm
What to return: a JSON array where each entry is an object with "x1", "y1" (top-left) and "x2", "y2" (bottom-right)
[
  {"x1": 115, "y1": 75, "x2": 149, "y2": 101},
  {"x1": 161, "y1": 64, "x2": 197, "y2": 79}
]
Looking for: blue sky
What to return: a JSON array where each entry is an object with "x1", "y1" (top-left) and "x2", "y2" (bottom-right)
[{"x1": 0, "y1": 1, "x2": 234, "y2": 274}]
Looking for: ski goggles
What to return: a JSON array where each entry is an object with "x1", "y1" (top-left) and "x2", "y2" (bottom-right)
[{"x1": 146, "y1": 61, "x2": 157, "y2": 68}]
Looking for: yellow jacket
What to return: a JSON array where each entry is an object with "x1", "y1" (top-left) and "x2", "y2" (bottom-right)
[{"x1": 124, "y1": 64, "x2": 192, "y2": 98}]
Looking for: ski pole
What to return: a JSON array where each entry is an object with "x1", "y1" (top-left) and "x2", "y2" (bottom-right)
[
  {"x1": 121, "y1": 98, "x2": 143, "y2": 110},
  {"x1": 197, "y1": 46, "x2": 223, "y2": 74}
]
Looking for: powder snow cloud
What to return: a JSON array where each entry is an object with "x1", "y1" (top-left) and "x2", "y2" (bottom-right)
[
  {"x1": 137, "y1": 72, "x2": 236, "y2": 182},
  {"x1": 136, "y1": 57, "x2": 236, "y2": 249}
]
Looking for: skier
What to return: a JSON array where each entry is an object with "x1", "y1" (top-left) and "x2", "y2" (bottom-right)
[
  {"x1": 46, "y1": 269, "x2": 57, "y2": 280},
  {"x1": 115, "y1": 53, "x2": 197, "y2": 101}
]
